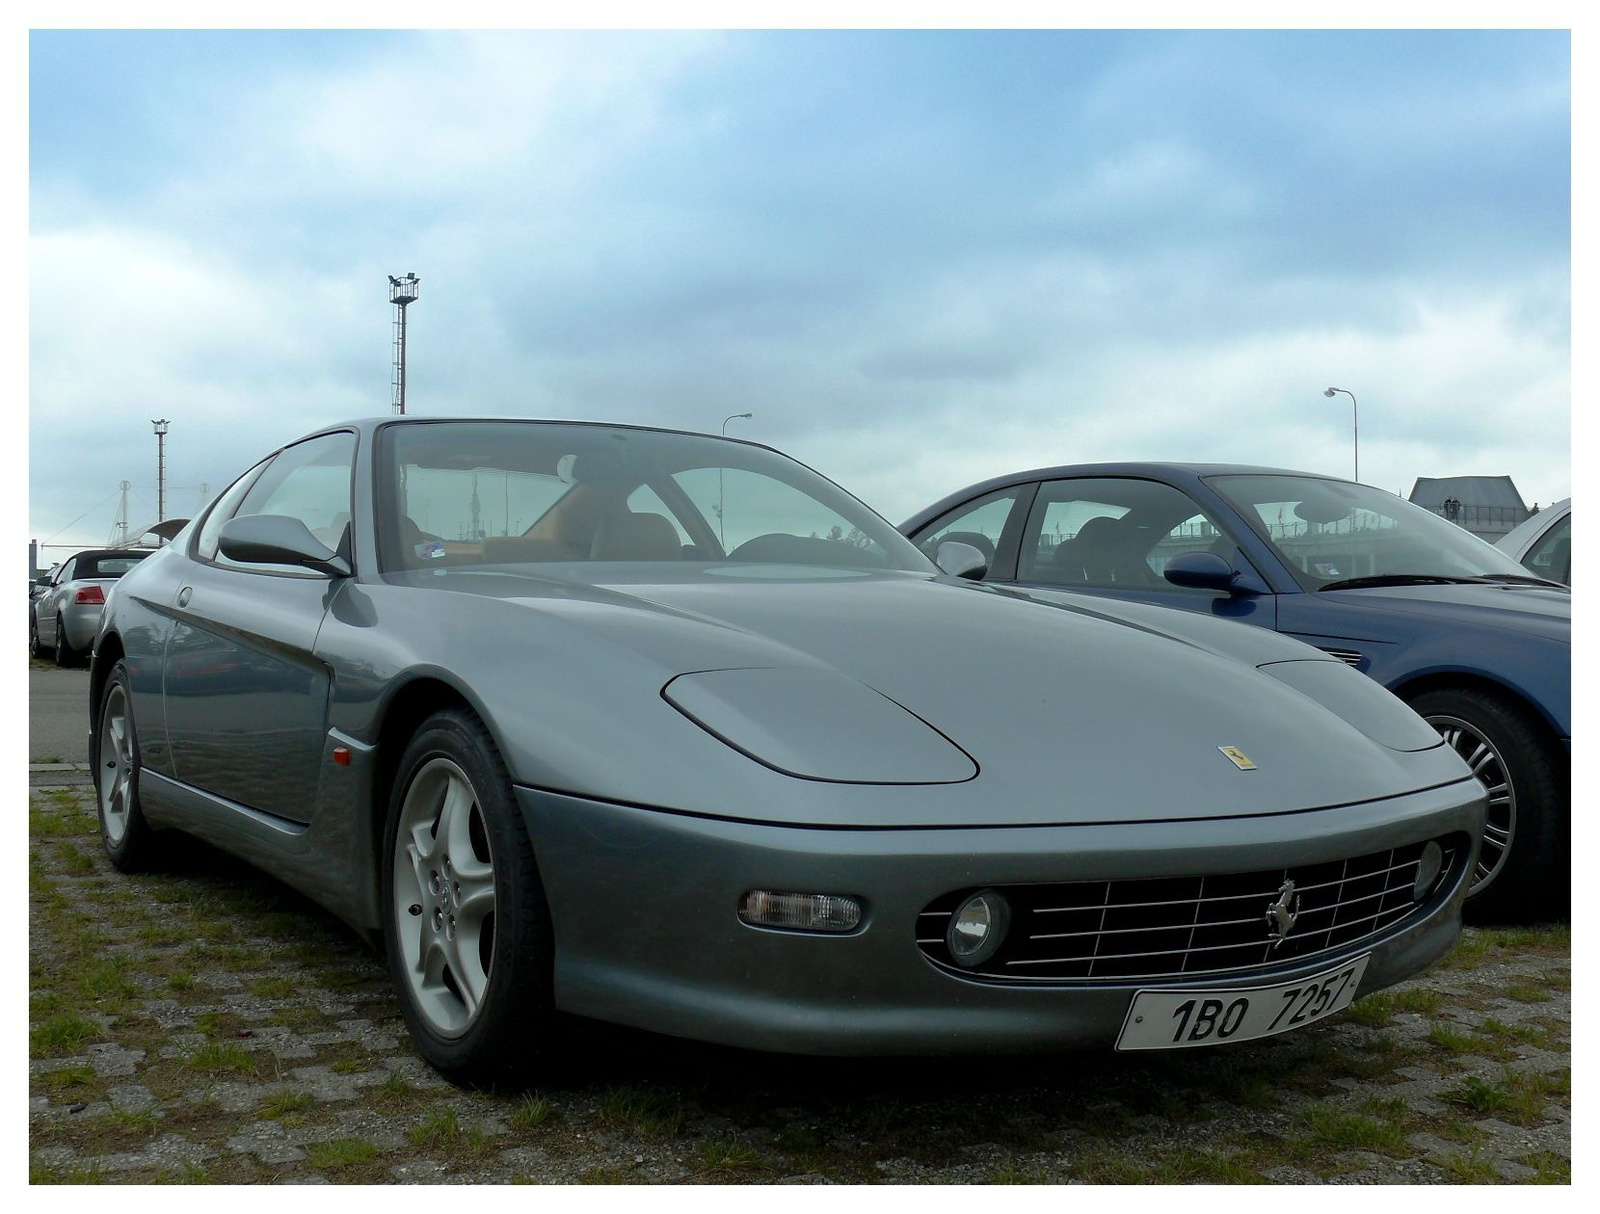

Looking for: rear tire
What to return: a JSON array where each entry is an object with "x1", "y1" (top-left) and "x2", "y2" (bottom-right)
[
  {"x1": 54, "y1": 614, "x2": 80, "y2": 667},
  {"x1": 92, "y1": 660, "x2": 160, "y2": 871},
  {"x1": 1409, "y1": 686, "x2": 1566, "y2": 923},
  {"x1": 381, "y1": 707, "x2": 556, "y2": 1087}
]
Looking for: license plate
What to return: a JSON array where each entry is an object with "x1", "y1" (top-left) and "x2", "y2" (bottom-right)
[{"x1": 1115, "y1": 955, "x2": 1370, "y2": 1050}]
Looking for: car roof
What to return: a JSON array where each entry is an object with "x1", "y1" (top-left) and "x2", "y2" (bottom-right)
[
  {"x1": 304, "y1": 416, "x2": 780, "y2": 454},
  {"x1": 902, "y1": 462, "x2": 1348, "y2": 530},
  {"x1": 64, "y1": 549, "x2": 152, "y2": 562}
]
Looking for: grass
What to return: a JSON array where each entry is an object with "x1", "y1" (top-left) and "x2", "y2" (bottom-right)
[
  {"x1": 1300, "y1": 1105, "x2": 1409, "y2": 1154},
  {"x1": 260, "y1": 1090, "x2": 314, "y2": 1119},
  {"x1": 304, "y1": 1138, "x2": 382, "y2": 1171},
  {"x1": 1440, "y1": 1148, "x2": 1501, "y2": 1183},
  {"x1": 1519, "y1": 1151, "x2": 1571, "y2": 1184},
  {"x1": 1502, "y1": 982, "x2": 1554, "y2": 1003},
  {"x1": 31, "y1": 1013, "x2": 104, "y2": 1057},
  {"x1": 1444, "y1": 1075, "x2": 1511, "y2": 1115},
  {"x1": 184, "y1": 1042, "x2": 257, "y2": 1078},
  {"x1": 408, "y1": 1107, "x2": 495, "y2": 1157},
  {"x1": 26, "y1": 781, "x2": 1571, "y2": 1185},
  {"x1": 510, "y1": 1094, "x2": 555, "y2": 1130},
  {"x1": 696, "y1": 1140, "x2": 770, "y2": 1177},
  {"x1": 595, "y1": 1085, "x2": 685, "y2": 1139}
]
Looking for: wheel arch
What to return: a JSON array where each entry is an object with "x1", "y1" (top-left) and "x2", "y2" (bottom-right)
[
  {"x1": 1389, "y1": 669, "x2": 1566, "y2": 751},
  {"x1": 88, "y1": 631, "x2": 126, "y2": 734},
  {"x1": 367, "y1": 674, "x2": 497, "y2": 895}
]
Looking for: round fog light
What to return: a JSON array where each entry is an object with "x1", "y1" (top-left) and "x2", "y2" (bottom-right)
[
  {"x1": 947, "y1": 889, "x2": 1010, "y2": 967},
  {"x1": 1413, "y1": 841, "x2": 1445, "y2": 901}
]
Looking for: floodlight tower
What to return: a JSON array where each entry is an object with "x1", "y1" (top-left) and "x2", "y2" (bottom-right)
[
  {"x1": 152, "y1": 420, "x2": 171, "y2": 521},
  {"x1": 389, "y1": 273, "x2": 421, "y2": 414}
]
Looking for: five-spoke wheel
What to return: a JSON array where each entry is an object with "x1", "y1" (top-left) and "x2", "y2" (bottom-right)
[
  {"x1": 92, "y1": 660, "x2": 157, "y2": 870},
  {"x1": 392, "y1": 757, "x2": 498, "y2": 1037},
  {"x1": 381, "y1": 708, "x2": 554, "y2": 1085}
]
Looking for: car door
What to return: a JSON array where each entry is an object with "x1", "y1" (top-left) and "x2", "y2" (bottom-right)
[{"x1": 162, "y1": 431, "x2": 356, "y2": 823}]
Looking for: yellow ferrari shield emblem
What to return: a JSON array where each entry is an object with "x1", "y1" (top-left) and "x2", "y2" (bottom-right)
[{"x1": 1218, "y1": 746, "x2": 1257, "y2": 771}]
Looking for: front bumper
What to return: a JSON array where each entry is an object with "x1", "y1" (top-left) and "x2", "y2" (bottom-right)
[{"x1": 517, "y1": 779, "x2": 1483, "y2": 1056}]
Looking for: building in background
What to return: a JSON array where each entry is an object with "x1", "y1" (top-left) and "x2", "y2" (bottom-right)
[{"x1": 1408, "y1": 476, "x2": 1532, "y2": 542}]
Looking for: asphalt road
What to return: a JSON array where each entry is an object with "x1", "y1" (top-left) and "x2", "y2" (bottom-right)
[{"x1": 29, "y1": 665, "x2": 92, "y2": 764}]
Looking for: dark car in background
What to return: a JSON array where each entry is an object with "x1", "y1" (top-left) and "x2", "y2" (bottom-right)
[
  {"x1": 904, "y1": 464, "x2": 1570, "y2": 922},
  {"x1": 31, "y1": 549, "x2": 152, "y2": 665}
]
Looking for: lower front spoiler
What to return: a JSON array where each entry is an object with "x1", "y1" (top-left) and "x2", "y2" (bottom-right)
[{"x1": 516, "y1": 781, "x2": 1483, "y2": 1056}]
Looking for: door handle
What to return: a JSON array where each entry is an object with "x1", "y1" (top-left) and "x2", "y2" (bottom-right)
[{"x1": 176, "y1": 586, "x2": 193, "y2": 608}]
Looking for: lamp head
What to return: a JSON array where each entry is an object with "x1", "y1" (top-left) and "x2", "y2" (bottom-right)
[{"x1": 1324, "y1": 388, "x2": 1337, "y2": 398}]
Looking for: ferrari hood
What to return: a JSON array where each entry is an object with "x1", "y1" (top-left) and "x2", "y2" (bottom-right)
[{"x1": 387, "y1": 566, "x2": 1471, "y2": 827}]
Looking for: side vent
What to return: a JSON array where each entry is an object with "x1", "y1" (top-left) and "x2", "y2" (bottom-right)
[{"x1": 1319, "y1": 647, "x2": 1364, "y2": 668}]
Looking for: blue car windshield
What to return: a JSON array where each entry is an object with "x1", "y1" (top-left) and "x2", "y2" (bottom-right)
[
  {"x1": 1206, "y1": 474, "x2": 1536, "y2": 590},
  {"x1": 375, "y1": 420, "x2": 934, "y2": 576}
]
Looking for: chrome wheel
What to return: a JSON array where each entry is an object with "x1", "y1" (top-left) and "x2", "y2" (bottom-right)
[
  {"x1": 1427, "y1": 712, "x2": 1514, "y2": 892},
  {"x1": 391, "y1": 757, "x2": 497, "y2": 1038},
  {"x1": 98, "y1": 679, "x2": 136, "y2": 845}
]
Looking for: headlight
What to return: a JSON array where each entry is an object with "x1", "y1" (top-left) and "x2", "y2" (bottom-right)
[{"x1": 947, "y1": 889, "x2": 1010, "y2": 966}]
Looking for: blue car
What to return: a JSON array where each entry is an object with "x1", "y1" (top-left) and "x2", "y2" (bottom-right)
[{"x1": 903, "y1": 464, "x2": 1569, "y2": 922}]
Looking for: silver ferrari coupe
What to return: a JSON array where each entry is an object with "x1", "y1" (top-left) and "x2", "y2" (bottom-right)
[{"x1": 91, "y1": 418, "x2": 1485, "y2": 1085}]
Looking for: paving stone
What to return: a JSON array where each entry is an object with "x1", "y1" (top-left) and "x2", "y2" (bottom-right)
[
  {"x1": 86, "y1": 1042, "x2": 146, "y2": 1077},
  {"x1": 226, "y1": 1122, "x2": 308, "y2": 1166},
  {"x1": 107, "y1": 1084, "x2": 158, "y2": 1112}
]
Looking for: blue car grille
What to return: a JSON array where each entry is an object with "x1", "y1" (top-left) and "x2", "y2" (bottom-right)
[{"x1": 916, "y1": 836, "x2": 1467, "y2": 984}]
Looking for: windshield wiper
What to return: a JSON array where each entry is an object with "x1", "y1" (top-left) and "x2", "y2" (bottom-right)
[
  {"x1": 1317, "y1": 574, "x2": 1492, "y2": 591},
  {"x1": 1478, "y1": 573, "x2": 1567, "y2": 588}
]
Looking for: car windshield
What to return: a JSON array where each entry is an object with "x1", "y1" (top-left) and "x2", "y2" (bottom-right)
[
  {"x1": 1205, "y1": 474, "x2": 1537, "y2": 590},
  {"x1": 375, "y1": 420, "x2": 933, "y2": 577}
]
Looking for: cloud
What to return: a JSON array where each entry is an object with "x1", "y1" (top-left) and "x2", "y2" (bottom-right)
[{"x1": 27, "y1": 30, "x2": 1570, "y2": 550}]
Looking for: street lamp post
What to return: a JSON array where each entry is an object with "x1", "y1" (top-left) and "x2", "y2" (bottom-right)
[
  {"x1": 1323, "y1": 387, "x2": 1358, "y2": 482},
  {"x1": 718, "y1": 413, "x2": 754, "y2": 550}
]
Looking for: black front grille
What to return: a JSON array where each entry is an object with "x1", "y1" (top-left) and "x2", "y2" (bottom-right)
[{"x1": 917, "y1": 836, "x2": 1465, "y2": 984}]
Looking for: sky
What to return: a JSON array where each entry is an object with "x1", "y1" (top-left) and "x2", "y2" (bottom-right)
[{"x1": 25, "y1": 28, "x2": 1572, "y2": 558}]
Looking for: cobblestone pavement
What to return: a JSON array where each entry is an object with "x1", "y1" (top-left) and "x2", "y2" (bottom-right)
[{"x1": 30, "y1": 784, "x2": 1570, "y2": 1184}]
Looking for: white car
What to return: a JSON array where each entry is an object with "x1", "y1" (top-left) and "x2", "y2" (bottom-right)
[
  {"x1": 1496, "y1": 499, "x2": 1570, "y2": 585},
  {"x1": 30, "y1": 549, "x2": 152, "y2": 665}
]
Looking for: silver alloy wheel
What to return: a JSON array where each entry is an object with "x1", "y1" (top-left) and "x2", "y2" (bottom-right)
[
  {"x1": 98, "y1": 681, "x2": 135, "y2": 845},
  {"x1": 392, "y1": 757, "x2": 497, "y2": 1038},
  {"x1": 1427, "y1": 713, "x2": 1514, "y2": 892}
]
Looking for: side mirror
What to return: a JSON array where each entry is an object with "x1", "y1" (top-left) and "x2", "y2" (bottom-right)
[
  {"x1": 218, "y1": 514, "x2": 351, "y2": 577},
  {"x1": 1163, "y1": 550, "x2": 1243, "y2": 593},
  {"x1": 935, "y1": 540, "x2": 988, "y2": 581},
  {"x1": 34, "y1": 575, "x2": 51, "y2": 591}
]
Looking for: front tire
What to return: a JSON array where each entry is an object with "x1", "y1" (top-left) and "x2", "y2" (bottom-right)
[
  {"x1": 29, "y1": 612, "x2": 49, "y2": 659},
  {"x1": 381, "y1": 708, "x2": 555, "y2": 1087},
  {"x1": 1410, "y1": 687, "x2": 1566, "y2": 922},
  {"x1": 92, "y1": 660, "x2": 159, "y2": 871}
]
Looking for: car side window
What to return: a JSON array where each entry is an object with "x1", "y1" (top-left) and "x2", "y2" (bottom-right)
[
  {"x1": 56, "y1": 559, "x2": 75, "y2": 584},
  {"x1": 913, "y1": 490, "x2": 1021, "y2": 575},
  {"x1": 210, "y1": 433, "x2": 357, "y2": 573},
  {"x1": 1019, "y1": 478, "x2": 1239, "y2": 590},
  {"x1": 1523, "y1": 515, "x2": 1571, "y2": 583},
  {"x1": 195, "y1": 459, "x2": 271, "y2": 563}
]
